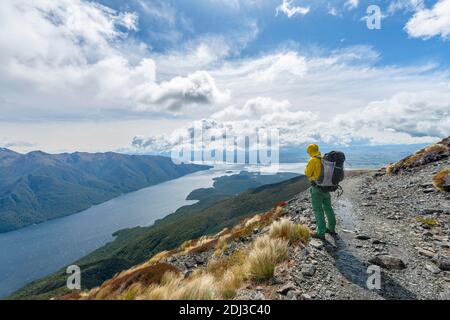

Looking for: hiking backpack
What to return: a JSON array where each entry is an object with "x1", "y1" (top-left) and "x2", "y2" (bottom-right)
[{"x1": 316, "y1": 151, "x2": 346, "y2": 192}]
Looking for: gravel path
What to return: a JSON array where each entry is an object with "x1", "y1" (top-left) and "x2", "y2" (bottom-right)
[{"x1": 277, "y1": 161, "x2": 450, "y2": 300}]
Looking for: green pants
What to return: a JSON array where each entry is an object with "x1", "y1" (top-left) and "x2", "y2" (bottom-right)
[{"x1": 310, "y1": 185, "x2": 336, "y2": 237}]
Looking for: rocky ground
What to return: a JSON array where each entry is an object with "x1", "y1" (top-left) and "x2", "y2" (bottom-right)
[{"x1": 236, "y1": 158, "x2": 450, "y2": 300}]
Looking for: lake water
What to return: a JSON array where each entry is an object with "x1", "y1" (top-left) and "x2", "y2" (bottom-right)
[
  {"x1": 0, "y1": 164, "x2": 307, "y2": 298},
  {"x1": 0, "y1": 168, "x2": 232, "y2": 298}
]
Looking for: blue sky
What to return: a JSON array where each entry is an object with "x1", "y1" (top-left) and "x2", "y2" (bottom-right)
[
  {"x1": 0, "y1": 0, "x2": 449, "y2": 153},
  {"x1": 95, "y1": 0, "x2": 450, "y2": 66}
]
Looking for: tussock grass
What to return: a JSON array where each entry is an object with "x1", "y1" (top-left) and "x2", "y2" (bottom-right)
[
  {"x1": 247, "y1": 236, "x2": 288, "y2": 281},
  {"x1": 213, "y1": 235, "x2": 230, "y2": 257},
  {"x1": 90, "y1": 263, "x2": 180, "y2": 300},
  {"x1": 433, "y1": 167, "x2": 450, "y2": 192},
  {"x1": 269, "y1": 218, "x2": 310, "y2": 244},
  {"x1": 142, "y1": 273, "x2": 218, "y2": 300}
]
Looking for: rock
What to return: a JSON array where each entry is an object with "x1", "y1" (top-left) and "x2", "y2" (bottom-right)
[
  {"x1": 437, "y1": 256, "x2": 450, "y2": 271},
  {"x1": 369, "y1": 255, "x2": 407, "y2": 270},
  {"x1": 425, "y1": 263, "x2": 441, "y2": 274},
  {"x1": 286, "y1": 290, "x2": 301, "y2": 300},
  {"x1": 416, "y1": 247, "x2": 436, "y2": 258},
  {"x1": 362, "y1": 202, "x2": 375, "y2": 207},
  {"x1": 254, "y1": 292, "x2": 266, "y2": 300},
  {"x1": 184, "y1": 260, "x2": 196, "y2": 269},
  {"x1": 422, "y1": 188, "x2": 435, "y2": 194},
  {"x1": 310, "y1": 239, "x2": 324, "y2": 250},
  {"x1": 301, "y1": 293, "x2": 312, "y2": 300},
  {"x1": 277, "y1": 282, "x2": 296, "y2": 295},
  {"x1": 420, "y1": 183, "x2": 434, "y2": 188},
  {"x1": 356, "y1": 235, "x2": 371, "y2": 241},
  {"x1": 194, "y1": 255, "x2": 206, "y2": 265},
  {"x1": 301, "y1": 264, "x2": 316, "y2": 277},
  {"x1": 419, "y1": 209, "x2": 444, "y2": 215}
]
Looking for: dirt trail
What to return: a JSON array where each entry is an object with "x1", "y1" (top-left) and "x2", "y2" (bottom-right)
[{"x1": 327, "y1": 177, "x2": 420, "y2": 299}]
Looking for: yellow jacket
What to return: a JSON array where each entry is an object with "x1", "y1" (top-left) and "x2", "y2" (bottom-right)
[{"x1": 305, "y1": 144, "x2": 322, "y2": 182}]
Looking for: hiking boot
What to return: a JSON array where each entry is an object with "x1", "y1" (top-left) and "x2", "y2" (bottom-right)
[
  {"x1": 311, "y1": 232, "x2": 326, "y2": 240},
  {"x1": 326, "y1": 229, "x2": 338, "y2": 236}
]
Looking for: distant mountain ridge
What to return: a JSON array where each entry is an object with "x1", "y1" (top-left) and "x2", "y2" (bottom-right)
[{"x1": 0, "y1": 149, "x2": 209, "y2": 233}]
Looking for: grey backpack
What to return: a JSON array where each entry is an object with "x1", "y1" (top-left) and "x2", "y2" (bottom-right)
[{"x1": 316, "y1": 151, "x2": 346, "y2": 192}]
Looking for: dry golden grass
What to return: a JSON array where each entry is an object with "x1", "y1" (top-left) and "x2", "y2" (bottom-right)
[
  {"x1": 149, "y1": 250, "x2": 175, "y2": 264},
  {"x1": 213, "y1": 235, "x2": 230, "y2": 258},
  {"x1": 433, "y1": 167, "x2": 450, "y2": 192},
  {"x1": 142, "y1": 273, "x2": 218, "y2": 300},
  {"x1": 90, "y1": 263, "x2": 180, "y2": 300},
  {"x1": 247, "y1": 235, "x2": 288, "y2": 281},
  {"x1": 268, "y1": 218, "x2": 310, "y2": 244},
  {"x1": 120, "y1": 283, "x2": 144, "y2": 300},
  {"x1": 218, "y1": 268, "x2": 245, "y2": 299}
]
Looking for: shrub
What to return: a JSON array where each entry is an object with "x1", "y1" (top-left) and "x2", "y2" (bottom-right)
[
  {"x1": 269, "y1": 218, "x2": 310, "y2": 244},
  {"x1": 433, "y1": 167, "x2": 450, "y2": 192},
  {"x1": 247, "y1": 236, "x2": 288, "y2": 281}
]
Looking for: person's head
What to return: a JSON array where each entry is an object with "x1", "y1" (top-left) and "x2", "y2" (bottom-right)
[{"x1": 307, "y1": 144, "x2": 320, "y2": 157}]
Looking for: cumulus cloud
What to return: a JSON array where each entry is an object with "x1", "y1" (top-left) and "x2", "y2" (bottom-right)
[
  {"x1": 405, "y1": 0, "x2": 450, "y2": 39},
  {"x1": 276, "y1": 0, "x2": 310, "y2": 18},
  {"x1": 134, "y1": 71, "x2": 230, "y2": 113},
  {"x1": 132, "y1": 89, "x2": 450, "y2": 153},
  {"x1": 333, "y1": 90, "x2": 450, "y2": 138},
  {"x1": 0, "y1": 0, "x2": 229, "y2": 119}
]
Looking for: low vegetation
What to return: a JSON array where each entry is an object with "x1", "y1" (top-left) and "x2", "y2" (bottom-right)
[
  {"x1": 247, "y1": 236, "x2": 289, "y2": 281},
  {"x1": 268, "y1": 218, "x2": 310, "y2": 244},
  {"x1": 416, "y1": 216, "x2": 439, "y2": 227},
  {"x1": 433, "y1": 167, "x2": 450, "y2": 192}
]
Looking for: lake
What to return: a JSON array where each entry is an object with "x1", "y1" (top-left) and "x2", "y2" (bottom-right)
[{"x1": 0, "y1": 164, "x2": 308, "y2": 298}]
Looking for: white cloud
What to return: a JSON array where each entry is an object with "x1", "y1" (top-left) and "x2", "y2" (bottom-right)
[
  {"x1": 405, "y1": 0, "x2": 450, "y2": 39},
  {"x1": 344, "y1": 0, "x2": 359, "y2": 10},
  {"x1": 0, "y1": 0, "x2": 229, "y2": 119},
  {"x1": 388, "y1": 0, "x2": 425, "y2": 14},
  {"x1": 276, "y1": 0, "x2": 310, "y2": 18},
  {"x1": 134, "y1": 71, "x2": 230, "y2": 113},
  {"x1": 133, "y1": 89, "x2": 450, "y2": 153},
  {"x1": 327, "y1": 4, "x2": 340, "y2": 16}
]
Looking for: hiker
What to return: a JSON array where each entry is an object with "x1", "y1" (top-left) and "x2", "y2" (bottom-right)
[{"x1": 305, "y1": 144, "x2": 337, "y2": 240}]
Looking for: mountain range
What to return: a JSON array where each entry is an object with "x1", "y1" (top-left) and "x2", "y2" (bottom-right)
[{"x1": 0, "y1": 149, "x2": 209, "y2": 233}]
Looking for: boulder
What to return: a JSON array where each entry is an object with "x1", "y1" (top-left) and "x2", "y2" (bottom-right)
[{"x1": 369, "y1": 255, "x2": 407, "y2": 270}]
